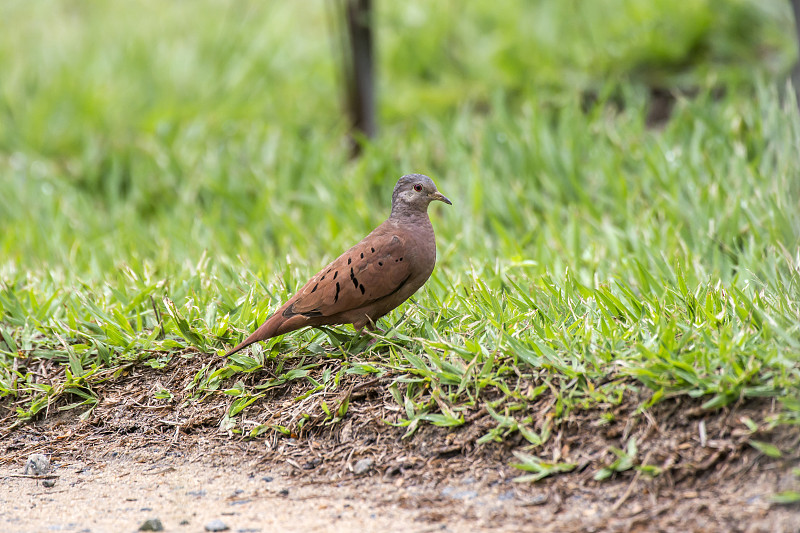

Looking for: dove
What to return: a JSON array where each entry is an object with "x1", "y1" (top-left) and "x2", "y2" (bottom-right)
[{"x1": 224, "y1": 174, "x2": 451, "y2": 357}]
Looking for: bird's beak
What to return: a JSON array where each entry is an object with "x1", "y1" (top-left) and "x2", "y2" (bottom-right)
[{"x1": 430, "y1": 191, "x2": 452, "y2": 205}]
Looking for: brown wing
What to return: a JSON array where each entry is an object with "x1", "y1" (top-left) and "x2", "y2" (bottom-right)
[{"x1": 283, "y1": 230, "x2": 412, "y2": 319}]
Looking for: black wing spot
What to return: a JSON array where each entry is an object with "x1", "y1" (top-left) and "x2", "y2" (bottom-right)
[
  {"x1": 371, "y1": 247, "x2": 375, "y2": 253},
  {"x1": 378, "y1": 261, "x2": 383, "y2": 266},
  {"x1": 348, "y1": 257, "x2": 352, "y2": 265},
  {"x1": 311, "y1": 283, "x2": 318, "y2": 293},
  {"x1": 284, "y1": 303, "x2": 323, "y2": 318},
  {"x1": 333, "y1": 271, "x2": 338, "y2": 280},
  {"x1": 359, "y1": 284, "x2": 365, "y2": 295},
  {"x1": 321, "y1": 275, "x2": 325, "y2": 281},
  {"x1": 399, "y1": 257, "x2": 403, "y2": 261},
  {"x1": 334, "y1": 282, "x2": 340, "y2": 303},
  {"x1": 350, "y1": 267, "x2": 359, "y2": 288},
  {"x1": 360, "y1": 252, "x2": 364, "y2": 259}
]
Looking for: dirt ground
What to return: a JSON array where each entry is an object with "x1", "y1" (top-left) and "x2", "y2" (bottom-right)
[{"x1": 1, "y1": 357, "x2": 799, "y2": 533}]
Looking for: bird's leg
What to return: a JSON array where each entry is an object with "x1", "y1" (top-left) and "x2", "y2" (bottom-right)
[
  {"x1": 356, "y1": 319, "x2": 384, "y2": 346},
  {"x1": 364, "y1": 320, "x2": 384, "y2": 334}
]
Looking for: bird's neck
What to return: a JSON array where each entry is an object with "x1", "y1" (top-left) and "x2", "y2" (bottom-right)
[{"x1": 389, "y1": 207, "x2": 431, "y2": 225}]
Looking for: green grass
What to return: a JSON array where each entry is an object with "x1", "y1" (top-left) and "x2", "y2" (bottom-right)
[{"x1": 1, "y1": 0, "x2": 800, "y2": 478}]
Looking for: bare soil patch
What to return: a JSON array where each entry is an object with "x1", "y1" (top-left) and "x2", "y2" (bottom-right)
[{"x1": 2, "y1": 356, "x2": 798, "y2": 532}]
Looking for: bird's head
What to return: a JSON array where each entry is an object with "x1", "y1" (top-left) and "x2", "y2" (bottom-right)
[{"x1": 390, "y1": 174, "x2": 451, "y2": 216}]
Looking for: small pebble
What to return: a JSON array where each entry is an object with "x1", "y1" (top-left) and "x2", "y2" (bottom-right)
[
  {"x1": 302, "y1": 458, "x2": 321, "y2": 470},
  {"x1": 520, "y1": 494, "x2": 548, "y2": 506},
  {"x1": 204, "y1": 519, "x2": 229, "y2": 532},
  {"x1": 139, "y1": 518, "x2": 164, "y2": 531},
  {"x1": 278, "y1": 488, "x2": 289, "y2": 497},
  {"x1": 353, "y1": 458, "x2": 373, "y2": 475},
  {"x1": 261, "y1": 476, "x2": 273, "y2": 483},
  {"x1": 24, "y1": 454, "x2": 50, "y2": 476},
  {"x1": 42, "y1": 479, "x2": 56, "y2": 488}
]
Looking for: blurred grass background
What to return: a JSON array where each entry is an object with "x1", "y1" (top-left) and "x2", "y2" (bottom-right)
[
  {"x1": 1, "y1": 0, "x2": 796, "y2": 274},
  {"x1": 1, "y1": 0, "x2": 799, "y2": 447}
]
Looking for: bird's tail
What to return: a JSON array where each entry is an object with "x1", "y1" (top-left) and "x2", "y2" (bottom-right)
[{"x1": 223, "y1": 316, "x2": 281, "y2": 357}]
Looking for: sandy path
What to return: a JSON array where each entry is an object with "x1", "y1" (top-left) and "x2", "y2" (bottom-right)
[{"x1": 1, "y1": 455, "x2": 522, "y2": 533}]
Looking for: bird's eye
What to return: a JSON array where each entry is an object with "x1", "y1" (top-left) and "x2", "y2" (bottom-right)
[{"x1": 413, "y1": 184, "x2": 423, "y2": 192}]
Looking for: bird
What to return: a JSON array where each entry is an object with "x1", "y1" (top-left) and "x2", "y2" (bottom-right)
[{"x1": 224, "y1": 174, "x2": 451, "y2": 357}]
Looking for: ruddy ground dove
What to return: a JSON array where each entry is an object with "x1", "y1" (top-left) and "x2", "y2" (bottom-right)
[{"x1": 224, "y1": 174, "x2": 451, "y2": 357}]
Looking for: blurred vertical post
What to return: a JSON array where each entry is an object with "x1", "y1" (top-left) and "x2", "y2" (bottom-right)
[
  {"x1": 792, "y1": 0, "x2": 800, "y2": 105},
  {"x1": 332, "y1": 0, "x2": 376, "y2": 157}
]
